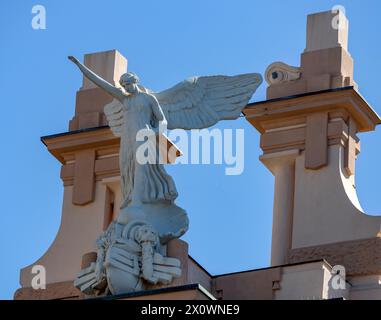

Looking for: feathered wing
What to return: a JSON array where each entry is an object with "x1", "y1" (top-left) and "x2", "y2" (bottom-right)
[
  {"x1": 104, "y1": 99, "x2": 124, "y2": 137},
  {"x1": 152, "y1": 73, "x2": 262, "y2": 130}
]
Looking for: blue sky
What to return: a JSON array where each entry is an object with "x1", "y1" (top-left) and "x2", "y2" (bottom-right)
[{"x1": 1, "y1": 0, "x2": 381, "y2": 299}]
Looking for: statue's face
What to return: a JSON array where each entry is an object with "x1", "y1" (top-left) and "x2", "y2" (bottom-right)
[
  {"x1": 121, "y1": 82, "x2": 138, "y2": 94},
  {"x1": 119, "y1": 72, "x2": 139, "y2": 94}
]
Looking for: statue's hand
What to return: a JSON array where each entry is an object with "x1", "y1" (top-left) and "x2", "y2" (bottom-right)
[{"x1": 68, "y1": 55, "x2": 79, "y2": 64}]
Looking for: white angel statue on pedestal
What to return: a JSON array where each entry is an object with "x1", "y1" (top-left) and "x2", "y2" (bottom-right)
[{"x1": 69, "y1": 55, "x2": 262, "y2": 295}]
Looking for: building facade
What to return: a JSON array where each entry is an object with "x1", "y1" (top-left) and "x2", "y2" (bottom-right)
[{"x1": 15, "y1": 10, "x2": 381, "y2": 300}]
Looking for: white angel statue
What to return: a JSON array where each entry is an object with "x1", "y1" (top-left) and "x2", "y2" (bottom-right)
[
  {"x1": 69, "y1": 55, "x2": 262, "y2": 295},
  {"x1": 69, "y1": 55, "x2": 262, "y2": 240}
]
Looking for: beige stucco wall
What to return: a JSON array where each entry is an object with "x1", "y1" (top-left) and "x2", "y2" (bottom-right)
[
  {"x1": 188, "y1": 259, "x2": 212, "y2": 293},
  {"x1": 275, "y1": 262, "x2": 332, "y2": 300},
  {"x1": 292, "y1": 144, "x2": 381, "y2": 249},
  {"x1": 20, "y1": 179, "x2": 122, "y2": 287},
  {"x1": 348, "y1": 275, "x2": 381, "y2": 300},
  {"x1": 214, "y1": 260, "x2": 349, "y2": 300}
]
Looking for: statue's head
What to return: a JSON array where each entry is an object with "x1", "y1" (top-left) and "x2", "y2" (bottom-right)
[{"x1": 119, "y1": 72, "x2": 139, "y2": 93}]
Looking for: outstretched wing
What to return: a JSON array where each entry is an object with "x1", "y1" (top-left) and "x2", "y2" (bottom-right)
[
  {"x1": 153, "y1": 73, "x2": 262, "y2": 130},
  {"x1": 104, "y1": 99, "x2": 124, "y2": 137}
]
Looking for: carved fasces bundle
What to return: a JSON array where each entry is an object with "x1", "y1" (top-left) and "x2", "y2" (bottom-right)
[{"x1": 74, "y1": 220, "x2": 181, "y2": 295}]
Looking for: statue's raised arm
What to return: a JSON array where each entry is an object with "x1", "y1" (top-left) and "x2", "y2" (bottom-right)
[{"x1": 68, "y1": 56, "x2": 125, "y2": 102}]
